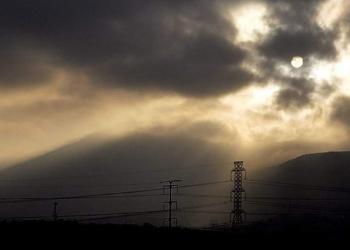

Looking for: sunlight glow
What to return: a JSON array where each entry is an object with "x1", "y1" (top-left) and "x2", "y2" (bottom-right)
[
  {"x1": 335, "y1": 52, "x2": 350, "y2": 95},
  {"x1": 335, "y1": 54, "x2": 350, "y2": 79},
  {"x1": 230, "y1": 3, "x2": 270, "y2": 43},
  {"x1": 221, "y1": 85, "x2": 279, "y2": 109},
  {"x1": 317, "y1": 0, "x2": 345, "y2": 29},
  {"x1": 309, "y1": 60, "x2": 334, "y2": 83}
]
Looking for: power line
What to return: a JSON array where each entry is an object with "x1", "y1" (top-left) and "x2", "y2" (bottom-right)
[
  {"x1": 246, "y1": 213, "x2": 350, "y2": 216},
  {"x1": 0, "y1": 179, "x2": 232, "y2": 192},
  {"x1": 5, "y1": 174, "x2": 350, "y2": 225},
  {"x1": 244, "y1": 200, "x2": 350, "y2": 212},
  {"x1": 0, "y1": 182, "x2": 161, "y2": 189},
  {"x1": 0, "y1": 187, "x2": 164, "y2": 202},
  {"x1": 0, "y1": 210, "x2": 167, "y2": 221},
  {"x1": 243, "y1": 161, "x2": 350, "y2": 177},
  {"x1": 0, "y1": 193, "x2": 165, "y2": 205},
  {"x1": 0, "y1": 162, "x2": 232, "y2": 183},
  {"x1": 0, "y1": 201, "x2": 237, "y2": 223},
  {"x1": 178, "y1": 193, "x2": 350, "y2": 201},
  {"x1": 247, "y1": 197, "x2": 350, "y2": 201},
  {"x1": 178, "y1": 180, "x2": 232, "y2": 189},
  {"x1": 278, "y1": 164, "x2": 350, "y2": 176},
  {"x1": 179, "y1": 201, "x2": 232, "y2": 211},
  {"x1": 245, "y1": 179, "x2": 350, "y2": 193},
  {"x1": 0, "y1": 179, "x2": 233, "y2": 204},
  {"x1": 177, "y1": 193, "x2": 229, "y2": 199},
  {"x1": 77, "y1": 210, "x2": 166, "y2": 222}
]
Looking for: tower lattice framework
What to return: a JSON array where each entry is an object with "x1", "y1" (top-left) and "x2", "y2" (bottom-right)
[{"x1": 230, "y1": 161, "x2": 246, "y2": 232}]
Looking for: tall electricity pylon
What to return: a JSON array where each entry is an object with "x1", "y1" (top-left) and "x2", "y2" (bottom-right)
[{"x1": 230, "y1": 161, "x2": 246, "y2": 232}]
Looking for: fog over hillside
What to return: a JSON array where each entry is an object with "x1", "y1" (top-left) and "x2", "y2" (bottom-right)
[
  {"x1": 1, "y1": 132, "x2": 350, "y2": 228},
  {"x1": 0, "y1": 133, "x2": 236, "y2": 227}
]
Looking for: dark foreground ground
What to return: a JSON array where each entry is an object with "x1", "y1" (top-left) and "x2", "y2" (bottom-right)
[{"x1": 0, "y1": 220, "x2": 349, "y2": 248}]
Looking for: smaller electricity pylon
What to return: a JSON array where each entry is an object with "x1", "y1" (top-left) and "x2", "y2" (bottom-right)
[
  {"x1": 161, "y1": 180, "x2": 181, "y2": 230},
  {"x1": 53, "y1": 202, "x2": 58, "y2": 221}
]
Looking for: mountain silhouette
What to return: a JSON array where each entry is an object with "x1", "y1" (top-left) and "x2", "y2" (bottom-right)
[
  {"x1": 253, "y1": 151, "x2": 350, "y2": 188},
  {"x1": 246, "y1": 151, "x2": 350, "y2": 228}
]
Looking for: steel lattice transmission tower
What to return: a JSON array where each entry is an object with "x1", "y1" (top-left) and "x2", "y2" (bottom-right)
[
  {"x1": 52, "y1": 202, "x2": 58, "y2": 221},
  {"x1": 230, "y1": 161, "x2": 246, "y2": 232},
  {"x1": 161, "y1": 180, "x2": 181, "y2": 230}
]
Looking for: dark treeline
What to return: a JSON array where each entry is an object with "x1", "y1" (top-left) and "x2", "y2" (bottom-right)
[{"x1": 1, "y1": 217, "x2": 349, "y2": 247}]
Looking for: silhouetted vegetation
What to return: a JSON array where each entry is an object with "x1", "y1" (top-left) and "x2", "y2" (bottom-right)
[{"x1": 0, "y1": 217, "x2": 348, "y2": 247}]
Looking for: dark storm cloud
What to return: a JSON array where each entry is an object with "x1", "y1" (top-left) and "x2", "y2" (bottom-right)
[
  {"x1": 258, "y1": 27, "x2": 338, "y2": 61},
  {"x1": 0, "y1": 0, "x2": 254, "y2": 97},
  {"x1": 0, "y1": 33, "x2": 57, "y2": 88},
  {"x1": 258, "y1": 0, "x2": 338, "y2": 61},
  {"x1": 253, "y1": 0, "x2": 338, "y2": 77},
  {"x1": 265, "y1": 0, "x2": 323, "y2": 24},
  {"x1": 254, "y1": 0, "x2": 339, "y2": 112},
  {"x1": 275, "y1": 88, "x2": 311, "y2": 110},
  {"x1": 98, "y1": 31, "x2": 253, "y2": 97},
  {"x1": 273, "y1": 78, "x2": 315, "y2": 110}
]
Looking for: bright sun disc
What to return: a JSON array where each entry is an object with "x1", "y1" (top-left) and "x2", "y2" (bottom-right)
[{"x1": 291, "y1": 56, "x2": 303, "y2": 68}]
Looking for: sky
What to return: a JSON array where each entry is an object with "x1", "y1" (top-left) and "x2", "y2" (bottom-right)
[{"x1": 1, "y1": 0, "x2": 350, "y2": 168}]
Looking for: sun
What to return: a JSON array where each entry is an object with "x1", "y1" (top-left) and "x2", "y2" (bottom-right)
[{"x1": 291, "y1": 56, "x2": 303, "y2": 68}]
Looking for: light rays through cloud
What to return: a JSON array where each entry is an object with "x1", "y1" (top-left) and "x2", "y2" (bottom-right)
[{"x1": 1, "y1": 0, "x2": 350, "y2": 167}]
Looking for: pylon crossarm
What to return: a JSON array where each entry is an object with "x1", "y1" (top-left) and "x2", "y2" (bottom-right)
[
  {"x1": 174, "y1": 201, "x2": 178, "y2": 210},
  {"x1": 163, "y1": 202, "x2": 168, "y2": 211},
  {"x1": 163, "y1": 218, "x2": 169, "y2": 227},
  {"x1": 162, "y1": 186, "x2": 170, "y2": 195},
  {"x1": 174, "y1": 185, "x2": 179, "y2": 194},
  {"x1": 172, "y1": 218, "x2": 178, "y2": 227}
]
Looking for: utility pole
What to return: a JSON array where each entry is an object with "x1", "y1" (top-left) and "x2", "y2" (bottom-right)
[
  {"x1": 161, "y1": 180, "x2": 181, "y2": 230},
  {"x1": 230, "y1": 161, "x2": 246, "y2": 233},
  {"x1": 53, "y1": 202, "x2": 58, "y2": 221}
]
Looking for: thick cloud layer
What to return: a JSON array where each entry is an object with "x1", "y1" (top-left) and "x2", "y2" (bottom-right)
[
  {"x1": 0, "y1": 0, "x2": 255, "y2": 97},
  {"x1": 259, "y1": 28, "x2": 337, "y2": 61},
  {"x1": 1, "y1": 0, "x2": 350, "y2": 168},
  {"x1": 273, "y1": 78, "x2": 315, "y2": 110},
  {"x1": 0, "y1": 0, "x2": 344, "y2": 101},
  {"x1": 260, "y1": 0, "x2": 338, "y2": 60},
  {"x1": 256, "y1": 0, "x2": 339, "y2": 110}
]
